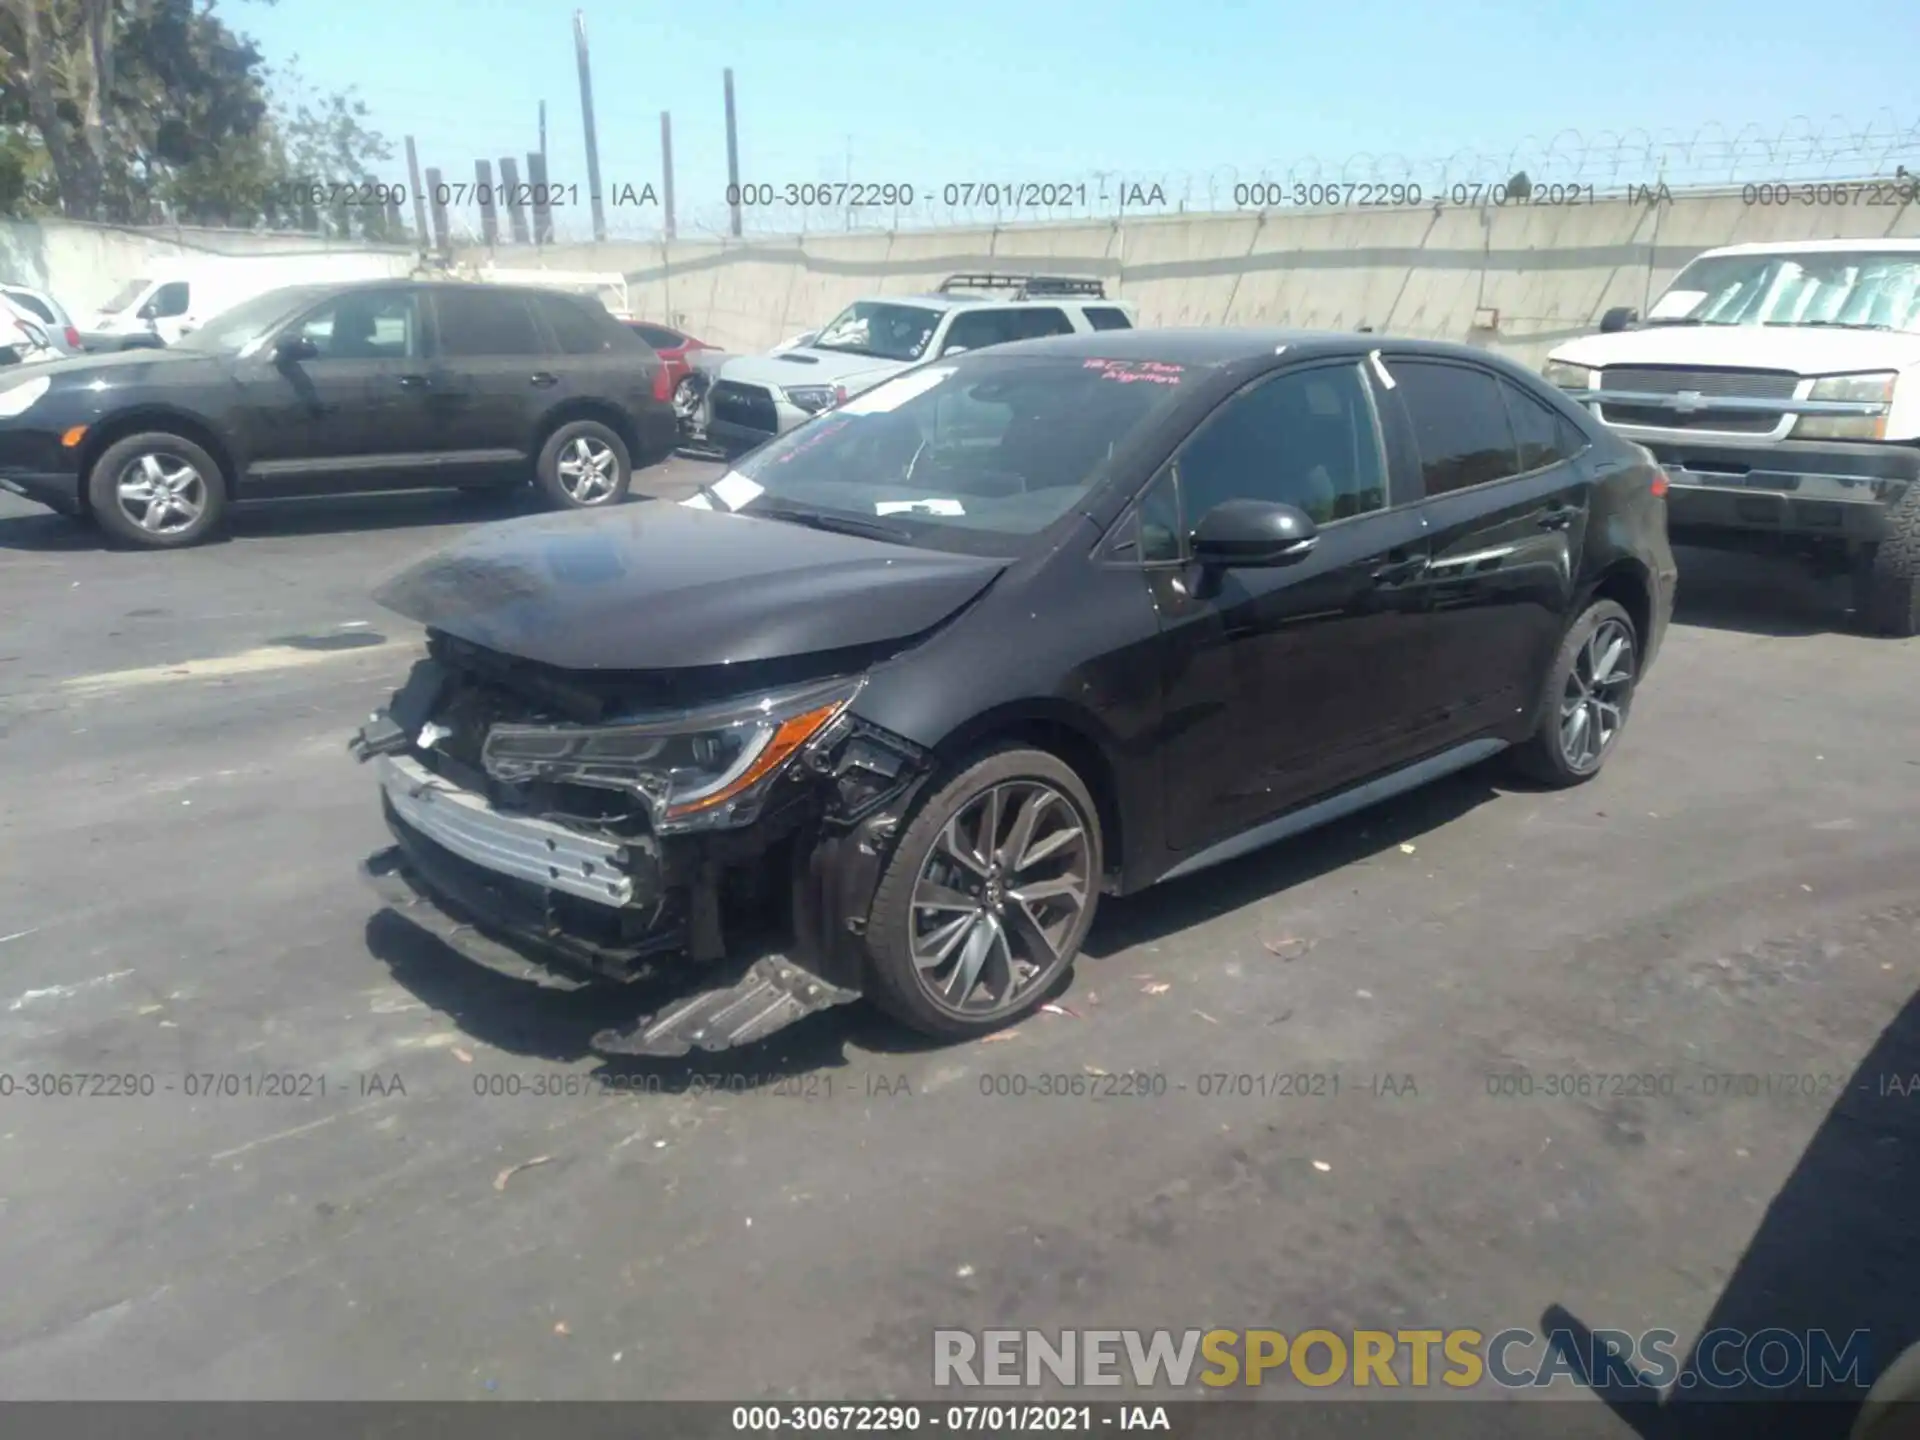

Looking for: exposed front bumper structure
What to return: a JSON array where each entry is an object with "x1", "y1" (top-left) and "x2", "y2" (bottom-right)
[{"x1": 354, "y1": 647, "x2": 932, "y2": 1056}]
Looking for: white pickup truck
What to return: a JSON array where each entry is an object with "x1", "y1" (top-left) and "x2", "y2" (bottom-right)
[{"x1": 1542, "y1": 238, "x2": 1920, "y2": 637}]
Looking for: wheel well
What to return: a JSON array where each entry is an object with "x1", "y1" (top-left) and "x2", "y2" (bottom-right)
[
  {"x1": 1588, "y1": 559, "x2": 1652, "y2": 647},
  {"x1": 74, "y1": 410, "x2": 239, "y2": 511},
  {"x1": 536, "y1": 400, "x2": 638, "y2": 459},
  {"x1": 936, "y1": 714, "x2": 1125, "y2": 881}
]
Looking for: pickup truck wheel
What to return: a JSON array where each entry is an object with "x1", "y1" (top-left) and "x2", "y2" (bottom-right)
[
  {"x1": 1853, "y1": 490, "x2": 1920, "y2": 638},
  {"x1": 862, "y1": 747, "x2": 1102, "y2": 1041},
  {"x1": 534, "y1": 420, "x2": 631, "y2": 509},
  {"x1": 1510, "y1": 599, "x2": 1638, "y2": 788},
  {"x1": 86, "y1": 431, "x2": 227, "y2": 549}
]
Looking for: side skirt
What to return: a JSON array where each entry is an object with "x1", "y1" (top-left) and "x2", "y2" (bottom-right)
[{"x1": 1154, "y1": 737, "x2": 1509, "y2": 887}]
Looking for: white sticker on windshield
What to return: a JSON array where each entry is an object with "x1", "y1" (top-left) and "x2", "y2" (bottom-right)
[
  {"x1": 876, "y1": 498, "x2": 966, "y2": 517},
  {"x1": 709, "y1": 469, "x2": 765, "y2": 511},
  {"x1": 681, "y1": 493, "x2": 713, "y2": 509},
  {"x1": 1648, "y1": 289, "x2": 1707, "y2": 321},
  {"x1": 838, "y1": 366, "x2": 957, "y2": 416}
]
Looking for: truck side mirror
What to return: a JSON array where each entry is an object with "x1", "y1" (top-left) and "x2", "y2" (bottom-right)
[{"x1": 1599, "y1": 306, "x2": 1638, "y2": 334}]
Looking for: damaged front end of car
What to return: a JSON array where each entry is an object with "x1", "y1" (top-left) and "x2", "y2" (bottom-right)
[{"x1": 352, "y1": 630, "x2": 933, "y2": 1057}]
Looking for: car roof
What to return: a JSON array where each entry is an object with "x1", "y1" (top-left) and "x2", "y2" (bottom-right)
[
  {"x1": 975, "y1": 326, "x2": 1506, "y2": 367},
  {"x1": 1695, "y1": 237, "x2": 1920, "y2": 260},
  {"x1": 844, "y1": 292, "x2": 1130, "y2": 314}
]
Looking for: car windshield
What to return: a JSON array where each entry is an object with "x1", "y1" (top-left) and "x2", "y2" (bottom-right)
[
  {"x1": 716, "y1": 354, "x2": 1197, "y2": 552},
  {"x1": 171, "y1": 286, "x2": 330, "y2": 353},
  {"x1": 1648, "y1": 251, "x2": 1920, "y2": 331},
  {"x1": 807, "y1": 301, "x2": 943, "y2": 361},
  {"x1": 99, "y1": 277, "x2": 150, "y2": 314}
]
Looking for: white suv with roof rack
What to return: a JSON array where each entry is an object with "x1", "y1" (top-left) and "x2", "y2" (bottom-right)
[
  {"x1": 1542, "y1": 237, "x2": 1920, "y2": 636},
  {"x1": 700, "y1": 274, "x2": 1136, "y2": 454}
]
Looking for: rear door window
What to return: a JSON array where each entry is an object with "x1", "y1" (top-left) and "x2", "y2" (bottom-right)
[
  {"x1": 632, "y1": 322, "x2": 684, "y2": 349},
  {"x1": 1084, "y1": 306, "x2": 1133, "y2": 331},
  {"x1": 150, "y1": 282, "x2": 190, "y2": 319},
  {"x1": 1500, "y1": 379, "x2": 1588, "y2": 472},
  {"x1": 531, "y1": 293, "x2": 624, "y2": 354},
  {"x1": 1386, "y1": 359, "x2": 1522, "y2": 496},
  {"x1": 433, "y1": 289, "x2": 546, "y2": 358}
]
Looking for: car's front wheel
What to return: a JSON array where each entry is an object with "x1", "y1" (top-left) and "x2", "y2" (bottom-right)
[
  {"x1": 863, "y1": 747, "x2": 1103, "y2": 1040},
  {"x1": 534, "y1": 420, "x2": 631, "y2": 509},
  {"x1": 86, "y1": 431, "x2": 228, "y2": 548},
  {"x1": 1511, "y1": 598, "x2": 1639, "y2": 787},
  {"x1": 1852, "y1": 488, "x2": 1920, "y2": 638}
]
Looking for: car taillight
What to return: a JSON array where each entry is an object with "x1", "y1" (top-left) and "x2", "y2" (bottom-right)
[
  {"x1": 652, "y1": 365, "x2": 673, "y2": 403},
  {"x1": 63, "y1": 326, "x2": 80, "y2": 348},
  {"x1": 1650, "y1": 469, "x2": 1670, "y2": 498}
]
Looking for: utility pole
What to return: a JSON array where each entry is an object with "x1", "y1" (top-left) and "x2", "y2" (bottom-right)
[
  {"x1": 403, "y1": 137, "x2": 429, "y2": 262},
  {"x1": 660, "y1": 111, "x2": 677, "y2": 241},
  {"x1": 539, "y1": 102, "x2": 547, "y2": 166},
  {"x1": 723, "y1": 67, "x2": 742, "y2": 238},
  {"x1": 573, "y1": 10, "x2": 607, "y2": 242}
]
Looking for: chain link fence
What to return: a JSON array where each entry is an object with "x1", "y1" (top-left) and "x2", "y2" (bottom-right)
[{"x1": 414, "y1": 111, "x2": 1920, "y2": 248}]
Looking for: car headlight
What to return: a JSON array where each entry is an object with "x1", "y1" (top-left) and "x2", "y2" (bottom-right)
[
  {"x1": 481, "y1": 676, "x2": 862, "y2": 833},
  {"x1": 1794, "y1": 372, "x2": 1896, "y2": 440},
  {"x1": 784, "y1": 384, "x2": 847, "y2": 415},
  {"x1": 1541, "y1": 360, "x2": 1595, "y2": 392},
  {"x1": 0, "y1": 375, "x2": 52, "y2": 418}
]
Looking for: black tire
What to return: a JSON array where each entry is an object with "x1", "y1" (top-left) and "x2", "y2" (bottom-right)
[
  {"x1": 534, "y1": 419, "x2": 631, "y2": 510},
  {"x1": 863, "y1": 746, "x2": 1103, "y2": 1041},
  {"x1": 1510, "y1": 599, "x2": 1639, "y2": 788},
  {"x1": 85, "y1": 431, "x2": 227, "y2": 549},
  {"x1": 1853, "y1": 488, "x2": 1920, "y2": 638}
]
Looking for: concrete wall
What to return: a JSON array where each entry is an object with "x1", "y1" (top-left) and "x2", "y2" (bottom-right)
[
  {"x1": 460, "y1": 188, "x2": 1920, "y2": 366},
  {"x1": 0, "y1": 219, "x2": 416, "y2": 315}
]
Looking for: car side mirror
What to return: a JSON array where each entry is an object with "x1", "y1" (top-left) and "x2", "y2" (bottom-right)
[
  {"x1": 1599, "y1": 306, "x2": 1638, "y2": 334},
  {"x1": 1191, "y1": 499, "x2": 1318, "y2": 568},
  {"x1": 137, "y1": 301, "x2": 158, "y2": 321},
  {"x1": 274, "y1": 335, "x2": 320, "y2": 364}
]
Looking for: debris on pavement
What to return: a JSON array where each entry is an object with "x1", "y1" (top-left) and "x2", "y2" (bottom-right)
[
  {"x1": 1084, "y1": 1065, "x2": 1109, "y2": 1076},
  {"x1": 1356, "y1": 989, "x2": 1373, "y2": 1000},
  {"x1": 1142, "y1": 982, "x2": 1171, "y2": 996},
  {"x1": 1398, "y1": 843, "x2": 1416, "y2": 854},
  {"x1": 980, "y1": 1030, "x2": 1021, "y2": 1044},
  {"x1": 451, "y1": 1047, "x2": 474, "y2": 1064},
  {"x1": 554, "y1": 1322, "x2": 570, "y2": 1336},
  {"x1": 1270, "y1": 1008, "x2": 1294, "y2": 1025},
  {"x1": 956, "y1": 1264, "x2": 975, "y2": 1279},
  {"x1": 1262, "y1": 936, "x2": 1314, "y2": 960},
  {"x1": 1039, "y1": 1002, "x2": 1080, "y2": 1017},
  {"x1": 1193, "y1": 1010, "x2": 1220, "y2": 1025},
  {"x1": 1312, "y1": 1160, "x2": 1332, "y2": 1172},
  {"x1": 493, "y1": 1154, "x2": 554, "y2": 1191}
]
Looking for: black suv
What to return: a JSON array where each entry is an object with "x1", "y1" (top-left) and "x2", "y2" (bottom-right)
[
  {"x1": 0, "y1": 280, "x2": 677, "y2": 548},
  {"x1": 353, "y1": 329, "x2": 1677, "y2": 1057}
]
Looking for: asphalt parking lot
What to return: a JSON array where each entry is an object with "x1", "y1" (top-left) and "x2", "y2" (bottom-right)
[{"x1": 2, "y1": 459, "x2": 1917, "y2": 1425}]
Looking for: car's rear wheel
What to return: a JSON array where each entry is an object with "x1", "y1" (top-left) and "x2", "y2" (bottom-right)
[
  {"x1": 1852, "y1": 489, "x2": 1920, "y2": 638},
  {"x1": 534, "y1": 420, "x2": 631, "y2": 509},
  {"x1": 1511, "y1": 599, "x2": 1638, "y2": 787},
  {"x1": 863, "y1": 747, "x2": 1102, "y2": 1040},
  {"x1": 86, "y1": 431, "x2": 227, "y2": 548}
]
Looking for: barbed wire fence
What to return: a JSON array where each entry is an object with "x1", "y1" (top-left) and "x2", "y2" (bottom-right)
[{"x1": 415, "y1": 111, "x2": 1920, "y2": 250}]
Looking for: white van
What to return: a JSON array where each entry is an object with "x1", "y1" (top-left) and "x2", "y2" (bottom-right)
[{"x1": 89, "y1": 252, "x2": 415, "y2": 347}]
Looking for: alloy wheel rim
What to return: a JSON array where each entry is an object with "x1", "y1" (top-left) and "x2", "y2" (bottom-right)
[
  {"x1": 909, "y1": 780, "x2": 1092, "y2": 1015},
  {"x1": 674, "y1": 377, "x2": 704, "y2": 419},
  {"x1": 1559, "y1": 618, "x2": 1635, "y2": 773},
  {"x1": 556, "y1": 436, "x2": 617, "y2": 502},
  {"x1": 116, "y1": 452, "x2": 206, "y2": 535}
]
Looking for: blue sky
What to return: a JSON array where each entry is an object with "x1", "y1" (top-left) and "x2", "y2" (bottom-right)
[{"x1": 233, "y1": 0, "x2": 1920, "y2": 237}]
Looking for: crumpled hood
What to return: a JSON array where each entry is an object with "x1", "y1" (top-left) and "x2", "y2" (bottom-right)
[
  {"x1": 1550, "y1": 324, "x2": 1920, "y2": 376},
  {"x1": 716, "y1": 347, "x2": 905, "y2": 396},
  {"x1": 373, "y1": 502, "x2": 1007, "y2": 672}
]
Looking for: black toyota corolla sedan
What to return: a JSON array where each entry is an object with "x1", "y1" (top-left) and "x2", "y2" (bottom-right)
[{"x1": 353, "y1": 328, "x2": 1677, "y2": 1056}]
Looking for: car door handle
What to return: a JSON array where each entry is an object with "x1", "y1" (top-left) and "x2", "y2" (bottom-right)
[
  {"x1": 396, "y1": 374, "x2": 430, "y2": 389},
  {"x1": 530, "y1": 372, "x2": 559, "y2": 388},
  {"x1": 1371, "y1": 553, "x2": 1430, "y2": 586},
  {"x1": 1537, "y1": 504, "x2": 1580, "y2": 531}
]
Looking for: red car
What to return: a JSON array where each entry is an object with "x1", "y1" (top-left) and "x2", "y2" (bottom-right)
[{"x1": 622, "y1": 320, "x2": 710, "y2": 391}]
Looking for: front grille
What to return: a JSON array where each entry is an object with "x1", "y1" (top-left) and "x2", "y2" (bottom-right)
[
  {"x1": 1600, "y1": 367, "x2": 1798, "y2": 399},
  {"x1": 709, "y1": 380, "x2": 780, "y2": 435},
  {"x1": 1597, "y1": 366, "x2": 1797, "y2": 434},
  {"x1": 1600, "y1": 404, "x2": 1781, "y2": 434}
]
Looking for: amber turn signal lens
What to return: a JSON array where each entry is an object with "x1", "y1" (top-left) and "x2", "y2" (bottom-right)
[
  {"x1": 60, "y1": 425, "x2": 87, "y2": 448},
  {"x1": 663, "y1": 701, "x2": 846, "y2": 819},
  {"x1": 1649, "y1": 470, "x2": 1670, "y2": 498}
]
